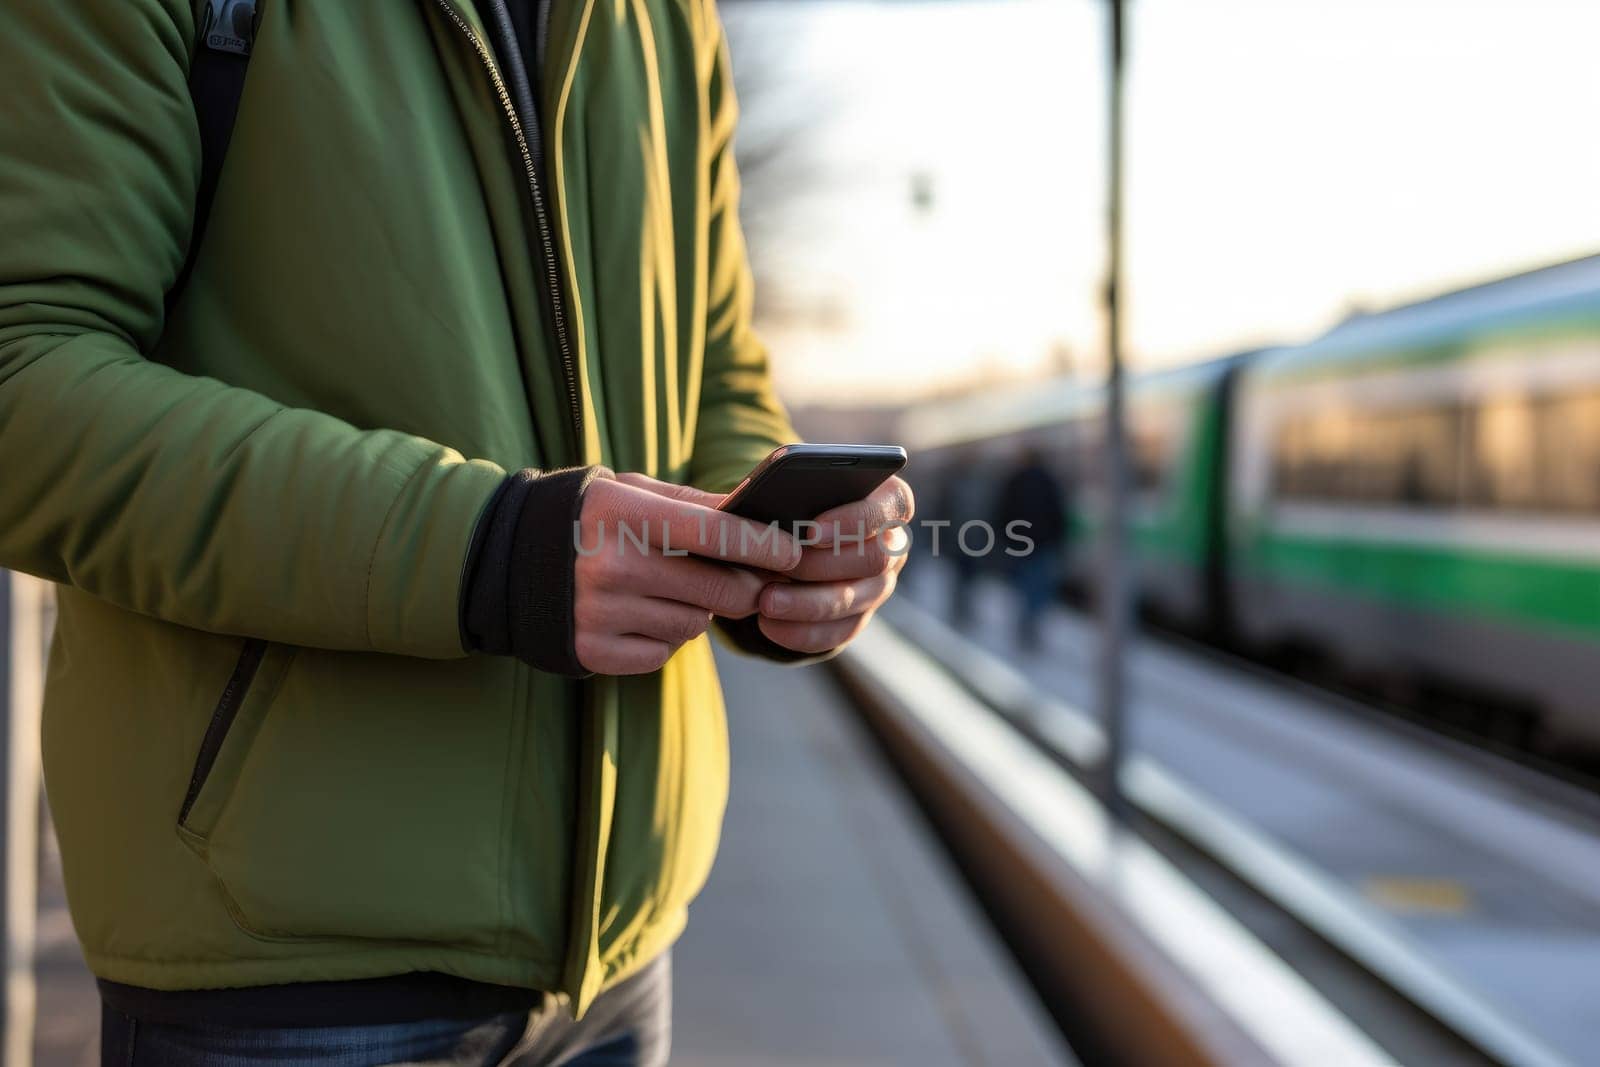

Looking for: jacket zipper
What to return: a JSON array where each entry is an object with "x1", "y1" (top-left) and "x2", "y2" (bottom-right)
[
  {"x1": 431, "y1": 0, "x2": 584, "y2": 457},
  {"x1": 178, "y1": 638, "x2": 269, "y2": 825}
]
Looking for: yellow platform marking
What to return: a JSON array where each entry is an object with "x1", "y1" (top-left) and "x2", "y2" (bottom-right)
[{"x1": 1362, "y1": 877, "x2": 1473, "y2": 915}]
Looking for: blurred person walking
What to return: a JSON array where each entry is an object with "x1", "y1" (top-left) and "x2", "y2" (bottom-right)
[
  {"x1": 935, "y1": 451, "x2": 992, "y2": 626},
  {"x1": 995, "y1": 448, "x2": 1068, "y2": 651},
  {"x1": 0, "y1": 1, "x2": 910, "y2": 1064}
]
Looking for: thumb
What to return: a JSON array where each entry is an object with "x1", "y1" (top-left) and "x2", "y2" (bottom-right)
[{"x1": 613, "y1": 471, "x2": 727, "y2": 509}]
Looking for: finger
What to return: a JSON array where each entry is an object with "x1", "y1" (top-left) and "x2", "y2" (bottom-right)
[
  {"x1": 577, "y1": 589, "x2": 713, "y2": 646},
  {"x1": 788, "y1": 540, "x2": 887, "y2": 583},
  {"x1": 757, "y1": 613, "x2": 869, "y2": 655},
  {"x1": 626, "y1": 599, "x2": 713, "y2": 646},
  {"x1": 810, "y1": 476, "x2": 914, "y2": 546},
  {"x1": 630, "y1": 556, "x2": 766, "y2": 618},
  {"x1": 603, "y1": 481, "x2": 801, "y2": 571},
  {"x1": 787, "y1": 527, "x2": 902, "y2": 582},
  {"x1": 575, "y1": 633, "x2": 673, "y2": 676},
  {"x1": 887, "y1": 530, "x2": 911, "y2": 573},
  {"x1": 614, "y1": 471, "x2": 727, "y2": 510},
  {"x1": 759, "y1": 572, "x2": 892, "y2": 624}
]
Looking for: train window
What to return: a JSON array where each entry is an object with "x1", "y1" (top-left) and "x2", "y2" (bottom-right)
[
  {"x1": 1464, "y1": 393, "x2": 1541, "y2": 511},
  {"x1": 1129, "y1": 416, "x2": 1173, "y2": 494},
  {"x1": 1398, "y1": 408, "x2": 1463, "y2": 506},
  {"x1": 1539, "y1": 389, "x2": 1600, "y2": 513},
  {"x1": 1275, "y1": 407, "x2": 1353, "y2": 501},
  {"x1": 1272, "y1": 403, "x2": 1464, "y2": 508},
  {"x1": 1284, "y1": 386, "x2": 1600, "y2": 515}
]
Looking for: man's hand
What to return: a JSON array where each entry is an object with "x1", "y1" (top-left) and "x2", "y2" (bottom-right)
[
  {"x1": 574, "y1": 473, "x2": 801, "y2": 674},
  {"x1": 756, "y1": 476, "x2": 914, "y2": 654}
]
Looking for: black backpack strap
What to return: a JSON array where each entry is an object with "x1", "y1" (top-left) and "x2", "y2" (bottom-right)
[{"x1": 166, "y1": 1, "x2": 260, "y2": 318}]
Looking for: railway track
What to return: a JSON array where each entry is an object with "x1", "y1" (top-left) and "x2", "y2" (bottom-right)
[{"x1": 859, "y1": 583, "x2": 1599, "y2": 1066}]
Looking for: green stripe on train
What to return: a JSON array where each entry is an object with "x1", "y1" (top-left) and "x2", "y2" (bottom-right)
[
  {"x1": 1235, "y1": 532, "x2": 1600, "y2": 639},
  {"x1": 1129, "y1": 374, "x2": 1229, "y2": 568}
]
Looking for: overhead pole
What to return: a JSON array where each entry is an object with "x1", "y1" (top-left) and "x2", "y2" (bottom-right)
[{"x1": 1097, "y1": 0, "x2": 1133, "y2": 818}]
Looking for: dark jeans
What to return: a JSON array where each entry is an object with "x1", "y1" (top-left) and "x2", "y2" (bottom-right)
[
  {"x1": 100, "y1": 954, "x2": 671, "y2": 1067},
  {"x1": 948, "y1": 555, "x2": 979, "y2": 626},
  {"x1": 1011, "y1": 550, "x2": 1061, "y2": 649}
]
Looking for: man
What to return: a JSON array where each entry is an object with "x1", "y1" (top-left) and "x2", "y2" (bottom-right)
[
  {"x1": 995, "y1": 447, "x2": 1067, "y2": 650},
  {"x1": 0, "y1": 1, "x2": 910, "y2": 1063}
]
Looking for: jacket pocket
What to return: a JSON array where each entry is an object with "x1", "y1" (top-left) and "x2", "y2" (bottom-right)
[
  {"x1": 177, "y1": 639, "x2": 296, "y2": 843},
  {"x1": 190, "y1": 649, "x2": 530, "y2": 953}
]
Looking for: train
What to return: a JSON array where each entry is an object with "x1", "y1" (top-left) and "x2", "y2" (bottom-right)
[{"x1": 901, "y1": 254, "x2": 1600, "y2": 754}]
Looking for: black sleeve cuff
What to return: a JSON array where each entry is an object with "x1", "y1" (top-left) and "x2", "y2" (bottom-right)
[{"x1": 461, "y1": 465, "x2": 614, "y2": 677}]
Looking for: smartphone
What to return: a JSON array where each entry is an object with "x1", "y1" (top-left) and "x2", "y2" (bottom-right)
[{"x1": 719, "y1": 444, "x2": 908, "y2": 532}]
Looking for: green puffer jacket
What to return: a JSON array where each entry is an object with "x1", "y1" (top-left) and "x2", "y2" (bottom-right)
[{"x1": 0, "y1": 0, "x2": 792, "y2": 1013}]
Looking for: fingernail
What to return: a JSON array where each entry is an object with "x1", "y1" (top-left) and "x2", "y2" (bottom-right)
[{"x1": 768, "y1": 588, "x2": 791, "y2": 613}]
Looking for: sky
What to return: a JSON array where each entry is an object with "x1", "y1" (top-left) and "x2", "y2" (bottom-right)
[{"x1": 723, "y1": 0, "x2": 1600, "y2": 404}]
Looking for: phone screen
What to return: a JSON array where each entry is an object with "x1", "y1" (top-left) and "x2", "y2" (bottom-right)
[{"x1": 719, "y1": 444, "x2": 907, "y2": 531}]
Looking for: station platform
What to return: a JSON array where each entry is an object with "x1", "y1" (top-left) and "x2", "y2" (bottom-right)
[{"x1": 674, "y1": 648, "x2": 1072, "y2": 1066}]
